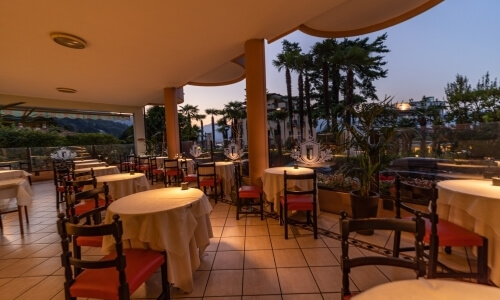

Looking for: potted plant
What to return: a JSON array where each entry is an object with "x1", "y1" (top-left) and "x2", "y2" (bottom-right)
[{"x1": 342, "y1": 97, "x2": 397, "y2": 234}]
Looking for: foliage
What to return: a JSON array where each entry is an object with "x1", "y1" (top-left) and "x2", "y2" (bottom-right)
[
  {"x1": 342, "y1": 97, "x2": 397, "y2": 196},
  {"x1": 0, "y1": 126, "x2": 64, "y2": 147},
  {"x1": 317, "y1": 172, "x2": 359, "y2": 191},
  {"x1": 64, "y1": 132, "x2": 120, "y2": 145},
  {"x1": 55, "y1": 118, "x2": 129, "y2": 138},
  {"x1": 445, "y1": 73, "x2": 500, "y2": 124}
]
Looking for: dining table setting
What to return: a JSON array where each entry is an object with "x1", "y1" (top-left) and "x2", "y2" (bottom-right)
[
  {"x1": 262, "y1": 166, "x2": 316, "y2": 212},
  {"x1": 197, "y1": 161, "x2": 235, "y2": 199},
  {"x1": 436, "y1": 179, "x2": 500, "y2": 286},
  {"x1": 101, "y1": 186, "x2": 213, "y2": 293},
  {"x1": 92, "y1": 172, "x2": 150, "y2": 199}
]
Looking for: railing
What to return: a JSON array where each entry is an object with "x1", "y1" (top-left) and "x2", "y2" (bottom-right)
[{"x1": 0, "y1": 144, "x2": 134, "y2": 174}]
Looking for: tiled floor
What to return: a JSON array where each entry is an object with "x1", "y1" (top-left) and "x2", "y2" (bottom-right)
[{"x1": 0, "y1": 180, "x2": 486, "y2": 299}]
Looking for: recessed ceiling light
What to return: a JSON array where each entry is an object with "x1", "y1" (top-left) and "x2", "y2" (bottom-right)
[
  {"x1": 50, "y1": 32, "x2": 87, "y2": 49},
  {"x1": 56, "y1": 87, "x2": 77, "y2": 93}
]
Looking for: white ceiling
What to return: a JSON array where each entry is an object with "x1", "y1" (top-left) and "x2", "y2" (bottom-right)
[{"x1": 0, "y1": 0, "x2": 442, "y2": 111}]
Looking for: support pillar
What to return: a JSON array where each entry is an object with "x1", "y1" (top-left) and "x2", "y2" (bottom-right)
[
  {"x1": 132, "y1": 107, "x2": 146, "y2": 154},
  {"x1": 245, "y1": 39, "x2": 269, "y2": 186},
  {"x1": 164, "y1": 87, "x2": 181, "y2": 157}
]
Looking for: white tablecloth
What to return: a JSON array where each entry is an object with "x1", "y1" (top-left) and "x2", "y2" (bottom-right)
[
  {"x1": 73, "y1": 166, "x2": 119, "y2": 179},
  {"x1": 437, "y1": 179, "x2": 500, "y2": 286},
  {"x1": 353, "y1": 278, "x2": 500, "y2": 300},
  {"x1": 73, "y1": 159, "x2": 99, "y2": 164},
  {"x1": 0, "y1": 178, "x2": 33, "y2": 206},
  {"x1": 262, "y1": 166, "x2": 315, "y2": 212},
  {"x1": 155, "y1": 157, "x2": 195, "y2": 175},
  {"x1": 94, "y1": 173, "x2": 149, "y2": 199},
  {"x1": 73, "y1": 162, "x2": 107, "y2": 169},
  {"x1": 102, "y1": 187, "x2": 213, "y2": 293},
  {"x1": 0, "y1": 170, "x2": 31, "y2": 180}
]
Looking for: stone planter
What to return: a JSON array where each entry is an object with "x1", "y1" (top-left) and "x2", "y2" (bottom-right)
[{"x1": 318, "y1": 187, "x2": 398, "y2": 219}]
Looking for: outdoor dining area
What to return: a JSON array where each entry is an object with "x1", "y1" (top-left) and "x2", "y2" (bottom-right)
[{"x1": 1, "y1": 139, "x2": 500, "y2": 300}]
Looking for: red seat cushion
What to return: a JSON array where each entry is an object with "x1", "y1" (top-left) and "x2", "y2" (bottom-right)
[
  {"x1": 69, "y1": 249, "x2": 164, "y2": 300},
  {"x1": 200, "y1": 178, "x2": 221, "y2": 186},
  {"x1": 152, "y1": 169, "x2": 164, "y2": 175},
  {"x1": 73, "y1": 198, "x2": 108, "y2": 216},
  {"x1": 184, "y1": 174, "x2": 197, "y2": 182},
  {"x1": 165, "y1": 170, "x2": 180, "y2": 176},
  {"x1": 239, "y1": 185, "x2": 262, "y2": 198},
  {"x1": 76, "y1": 235, "x2": 103, "y2": 247},
  {"x1": 403, "y1": 216, "x2": 484, "y2": 246},
  {"x1": 280, "y1": 195, "x2": 314, "y2": 211}
]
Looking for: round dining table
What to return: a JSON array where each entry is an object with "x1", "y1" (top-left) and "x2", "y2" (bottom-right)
[
  {"x1": 102, "y1": 187, "x2": 213, "y2": 293},
  {"x1": 353, "y1": 278, "x2": 500, "y2": 300},
  {"x1": 262, "y1": 166, "x2": 315, "y2": 212},
  {"x1": 94, "y1": 172, "x2": 149, "y2": 199},
  {"x1": 437, "y1": 179, "x2": 500, "y2": 286},
  {"x1": 73, "y1": 165, "x2": 119, "y2": 179},
  {"x1": 73, "y1": 161, "x2": 107, "y2": 170}
]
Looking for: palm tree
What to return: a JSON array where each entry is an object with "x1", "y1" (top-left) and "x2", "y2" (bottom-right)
[
  {"x1": 273, "y1": 40, "x2": 301, "y2": 142},
  {"x1": 334, "y1": 34, "x2": 389, "y2": 125},
  {"x1": 179, "y1": 104, "x2": 201, "y2": 141},
  {"x1": 216, "y1": 117, "x2": 229, "y2": 144},
  {"x1": 223, "y1": 101, "x2": 246, "y2": 145},
  {"x1": 311, "y1": 39, "x2": 340, "y2": 132},
  {"x1": 268, "y1": 108, "x2": 288, "y2": 161},
  {"x1": 205, "y1": 108, "x2": 220, "y2": 148}
]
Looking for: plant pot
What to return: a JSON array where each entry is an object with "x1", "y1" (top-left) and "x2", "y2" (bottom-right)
[{"x1": 350, "y1": 190, "x2": 380, "y2": 235}]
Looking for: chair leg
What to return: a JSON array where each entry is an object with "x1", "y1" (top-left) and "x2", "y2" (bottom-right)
[
  {"x1": 284, "y1": 203, "x2": 288, "y2": 239},
  {"x1": 260, "y1": 194, "x2": 264, "y2": 220},
  {"x1": 236, "y1": 196, "x2": 240, "y2": 220},
  {"x1": 477, "y1": 238, "x2": 489, "y2": 284}
]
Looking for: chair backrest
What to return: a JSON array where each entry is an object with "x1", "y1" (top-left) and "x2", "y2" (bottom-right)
[
  {"x1": 53, "y1": 162, "x2": 74, "y2": 186},
  {"x1": 283, "y1": 170, "x2": 317, "y2": 198},
  {"x1": 197, "y1": 162, "x2": 216, "y2": 178},
  {"x1": 57, "y1": 213, "x2": 130, "y2": 297},
  {"x1": 163, "y1": 158, "x2": 180, "y2": 173},
  {"x1": 73, "y1": 168, "x2": 95, "y2": 181},
  {"x1": 340, "y1": 211, "x2": 426, "y2": 298},
  {"x1": 66, "y1": 181, "x2": 110, "y2": 224},
  {"x1": 395, "y1": 175, "x2": 438, "y2": 224}
]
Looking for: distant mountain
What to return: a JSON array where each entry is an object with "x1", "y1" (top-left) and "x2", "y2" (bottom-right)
[
  {"x1": 55, "y1": 118, "x2": 130, "y2": 138},
  {"x1": 202, "y1": 124, "x2": 224, "y2": 142}
]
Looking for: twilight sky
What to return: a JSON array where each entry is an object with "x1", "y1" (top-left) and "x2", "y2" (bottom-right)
[{"x1": 183, "y1": 0, "x2": 500, "y2": 124}]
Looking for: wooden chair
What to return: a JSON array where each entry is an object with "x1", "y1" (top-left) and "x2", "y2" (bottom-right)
[
  {"x1": 394, "y1": 176, "x2": 489, "y2": 284},
  {"x1": 340, "y1": 211, "x2": 426, "y2": 299},
  {"x1": 180, "y1": 158, "x2": 197, "y2": 184},
  {"x1": 150, "y1": 157, "x2": 164, "y2": 185},
  {"x1": 57, "y1": 213, "x2": 169, "y2": 300},
  {"x1": 235, "y1": 163, "x2": 263, "y2": 220},
  {"x1": 65, "y1": 183, "x2": 111, "y2": 268},
  {"x1": 119, "y1": 154, "x2": 133, "y2": 173},
  {"x1": 53, "y1": 160, "x2": 74, "y2": 210},
  {"x1": 162, "y1": 158, "x2": 182, "y2": 187},
  {"x1": 136, "y1": 156, "x2": 152, "y2": 178},
  {"x1": 279, "y1": 170, "x2": 317, "y2": 239},
  {"x1": 72, "y1": 168, "x2": 95, "y2": 181},
  {"x1": 64, "y1": 177, "x2": 106, "y2": 223},
  {"x1": 197, "y1": 162, "x2": 223, "y2": 203}
]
